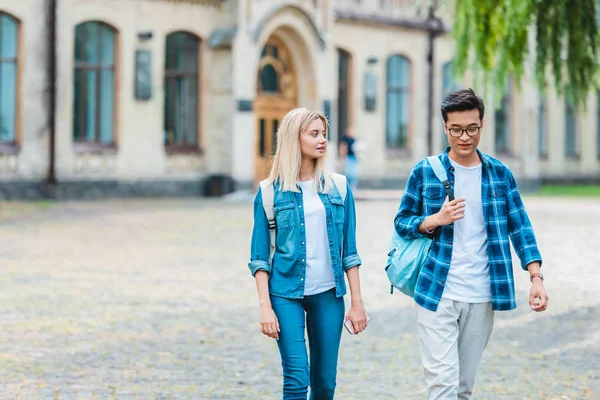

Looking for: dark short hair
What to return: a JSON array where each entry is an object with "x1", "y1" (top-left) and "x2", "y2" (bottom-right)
[{"x1": 441, "y1": 88, "x2": 485, "y2": 122}]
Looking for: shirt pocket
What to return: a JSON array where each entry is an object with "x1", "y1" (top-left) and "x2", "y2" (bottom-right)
[
  {"x1": 422, "y1": 187, "x2": 446, "y2": 214},
  {"x1": 490, "y1": 184, "x2": 507, "y2": 198},
  {"x1": 274, "y1": 201, "x2": 296, "y2": 230},
  {"x1": 489, "y1": 183, "x2": 508, "y2": 219}
]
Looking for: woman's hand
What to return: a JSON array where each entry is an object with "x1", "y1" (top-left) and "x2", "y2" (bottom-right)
[
  {"x1": 259, "y1": 304, "x2": 280, "y2": 339},
  {"x1": 345, "y1": 304, "x2": 368, "y2": 335}
]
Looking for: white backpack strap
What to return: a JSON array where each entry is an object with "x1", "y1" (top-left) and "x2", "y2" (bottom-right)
[
  {"x1": 331, "y1": 173, "x2": 347, "y2": 203},
  {"x1": 426, "y1": 156, "x2": 454, "y2": 200},
  {"x1": 259, "y1": 179, "x2": 276, "y2": 263}
]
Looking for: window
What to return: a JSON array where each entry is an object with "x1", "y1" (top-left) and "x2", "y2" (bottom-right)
[
  {"x1": 495, "y1": 79, "x2": 512, "y2": 153},
  {"x1": 0, "y1": 12, "x2": 18, "y2": 143},
  {"x1": 73, "y1": 21, "x2": 116, "y2": 145},
  {"x1": 538, "y1": 95, "x2": 548, "y2": 158},
  {"x1": 597, "y1": 91, "x2": 600, "y2": 160},
  {"x1": 164, "y1": 32, "x2": 200, "y2": 149},
  {"x1": 441, "y1": 61, "x2": 461, "y2": 149},
  {"x1": 386, "y1": 55, "x2": 411, "y2": 149},
  {"x1": 337, "y1": 49, "x2": 351, "y2": 147},
  {"x1": 565, "y1": 92, "x2": 579, "y2": 158}
]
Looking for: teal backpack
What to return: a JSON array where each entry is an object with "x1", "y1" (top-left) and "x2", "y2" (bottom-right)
[{"x1": 385, "y1": 156, "x2": 454, "y2": 297}]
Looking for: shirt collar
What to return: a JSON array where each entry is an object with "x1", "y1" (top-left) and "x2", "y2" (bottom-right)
[{"x1": 441, "y1": 147, "x2": 490, "y2": 171}]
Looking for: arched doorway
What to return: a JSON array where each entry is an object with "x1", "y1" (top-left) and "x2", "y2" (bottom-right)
[{"x1": 254, "y1": 36, "x2": 297, "y2": 182}]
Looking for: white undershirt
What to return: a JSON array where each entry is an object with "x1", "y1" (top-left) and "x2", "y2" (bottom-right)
[
  {"x1": 442, "y1": 159, "x2": 491, "y2": 303},
  {"x1": 297, "y1": 180, "x2": 335, "y2": 296}
]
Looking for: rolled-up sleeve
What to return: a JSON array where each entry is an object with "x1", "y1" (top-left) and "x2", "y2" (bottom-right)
[
  {"x1": 394, "y1": 163, "x2": 430, "y2": 240},
  {"x1": 248, "y1": 189, "x2": 271, "y2": 276},
  {"x1": 342, "y1": 181, "x2": 362, "y2": 271}
]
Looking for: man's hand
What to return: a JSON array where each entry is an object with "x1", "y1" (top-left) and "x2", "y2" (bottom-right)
[
  {"x1": 529, "y1": 279, "x2": 549, "y2": 312},
  {"x1": 434, "y1": 196, "x2": 466, "y2": 226}
]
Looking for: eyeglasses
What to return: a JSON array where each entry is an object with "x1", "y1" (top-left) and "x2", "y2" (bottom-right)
[{"x1": 446, "y1": 126, "x2": 481, "y2": 138}]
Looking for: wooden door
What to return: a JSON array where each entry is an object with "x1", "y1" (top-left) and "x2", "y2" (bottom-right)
[{"x1": 254, "y1": 36, "x2": 297, "y2": 184}]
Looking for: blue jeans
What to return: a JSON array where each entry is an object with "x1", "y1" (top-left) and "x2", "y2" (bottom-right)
[{"x1": 271, "y1": 288, "x2": 345, "y2": 400}]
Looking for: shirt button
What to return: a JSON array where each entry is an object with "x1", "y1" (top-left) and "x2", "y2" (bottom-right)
[
  {"x1": 302, "y1": 259, "x2": 305, "y2": 262},
  {"x1": 330, "y1": 240, "x2": 333, "y2": 243},
  {"x1": 299, "y1": 205, "x2": 302, "y2": 208},
  {"x1": 301, "y1": 223, "x2": 304, "y2": 226},
  {"x1": 301, "y1": 241, "x2": 305, "y2": 245},
  {"x1": 301, "y1": 278, "x2": 304, "y2": 281}
]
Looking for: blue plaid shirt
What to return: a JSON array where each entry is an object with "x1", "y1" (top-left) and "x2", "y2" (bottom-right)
[{"x1": 394, "y1": 149, "x2": 542, "y2": 312}]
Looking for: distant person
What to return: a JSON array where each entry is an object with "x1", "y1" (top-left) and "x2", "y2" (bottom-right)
[
  {"x1": 394, "y1": 88, "x2": 548, "y2": 400},
  {"x1": 249, "y1": 108, "x2": 369, "y2": 399},
  {"x1": 339, "y1": 128, "x2": 360, "y2": 190}
]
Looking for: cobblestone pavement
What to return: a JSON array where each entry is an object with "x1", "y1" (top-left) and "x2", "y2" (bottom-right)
[{"x1": 0, "y1": 195, "x2": 598, "y2": 400}]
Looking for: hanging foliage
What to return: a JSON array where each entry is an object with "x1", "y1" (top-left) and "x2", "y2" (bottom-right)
[{"x1": 453, "y1": 0, "x2": 599, "y2": 108}]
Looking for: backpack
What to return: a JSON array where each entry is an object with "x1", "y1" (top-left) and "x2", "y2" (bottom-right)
[
  {"x1": 385, "y1": 156, "x2": 454, "y2": 297},
  {"x1": 260, "y1": 173, "x2": 347, "y2": 263}
]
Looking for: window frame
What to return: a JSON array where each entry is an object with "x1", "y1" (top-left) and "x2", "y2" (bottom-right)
[
  {"x1": 385, "y1": 54, "x2": 411, "y2": 153},
  {"x1": 564, "y1": 93, "x2": 580, "y2": 159},
  {"x1": 494, "y1": 78, "x2": 513, "y2": 155},
  {"x1": 337, "y1": 48, "x2": 352, "y2": 148},
  {"x1": 163, "y1": 31, "x2": 202, "y2": 154},
  {"x1": 0, "y1": 11, "x2": 21, "y2": 152},
  {"x1": 441, "y1": 61, "x2": 462, "y2": 150},
  {"x1": 72, "y1": 20, "x2": 118, "y2": 150},
  {"x1": 538, "y1": 95, "x2": 548, "y2": 159},
  {"x1": 597, "y1": 91, "x2": 600, "y2": 161}
]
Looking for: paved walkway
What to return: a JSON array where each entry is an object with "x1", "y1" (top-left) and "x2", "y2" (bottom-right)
[{"x1": 0, "y1": 195, "x2": 598, "y2": 399}]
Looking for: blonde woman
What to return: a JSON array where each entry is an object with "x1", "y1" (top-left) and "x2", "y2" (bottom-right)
[{"x1": 248, "y1": 108, "x2": 368, "y2": 400}]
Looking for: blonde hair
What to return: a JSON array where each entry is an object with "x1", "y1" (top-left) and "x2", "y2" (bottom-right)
[{"x1": 267, "y1": 107, "x2": 333, "y2": 193}]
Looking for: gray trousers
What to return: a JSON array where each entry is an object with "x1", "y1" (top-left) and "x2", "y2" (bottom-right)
[{"x1": 416, "y1": 298, "x2": 494, "y2": 400}]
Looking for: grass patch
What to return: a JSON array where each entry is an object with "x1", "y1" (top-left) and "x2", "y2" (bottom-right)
[{"x1": 538, "y1": 185, "x2": 600, "y2": 197}]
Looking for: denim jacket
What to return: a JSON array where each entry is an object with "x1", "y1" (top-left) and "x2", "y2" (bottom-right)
[{"x1": 249, "y1": 179, "x2": 362, "y2": 299}]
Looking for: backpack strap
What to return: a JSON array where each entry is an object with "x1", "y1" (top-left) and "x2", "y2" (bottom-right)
[
  {"x1": 426, "y1": 156, "x2": 454, "y2": 201},
  {"x1": 259, "y1": 179, "x2": 277, "y2": 263},
  {"x1": 331, "y1": 173, "x2": 347, "y2": 203}
]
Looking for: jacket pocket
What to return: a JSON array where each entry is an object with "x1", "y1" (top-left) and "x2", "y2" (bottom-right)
[
  {"x1": 330, "y1": 196, "x2": 345, "y2": 226},
  {"x1": 274, "y1": 201, "x2": 295, "y2": 230}
]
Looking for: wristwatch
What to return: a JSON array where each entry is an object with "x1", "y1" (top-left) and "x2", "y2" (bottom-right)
[{"x1": 530, "y1": 272, "x2": 544, "y2": 282}]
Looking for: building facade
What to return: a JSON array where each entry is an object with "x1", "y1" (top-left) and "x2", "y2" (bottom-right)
[{"x1": 0, "y1": 0, "x2": 598, "y2": 198}]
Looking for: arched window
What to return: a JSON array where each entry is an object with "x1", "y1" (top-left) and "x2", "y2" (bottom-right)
[
  {"x1": 73, "y1": 21, "x2": 116, "y2": 145},
  {"x1": 0, "y1": 12, "x2": 19, "y2": 143},
  {"x1": 495, "y1": 78, "x2": 512, "y2": 154},
  {"x1": 386, "y1": 55, "x2": 411, "y2": 149},
  {"x1": 260, "y1": 64, "x2": 278, "y2": 92},
  {"x1": 164, "y1": 31, "x2": 200, "y2": 149}
]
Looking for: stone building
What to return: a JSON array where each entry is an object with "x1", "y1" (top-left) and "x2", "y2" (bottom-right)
[{"x1": 0, "y1": 0, "x2": 598, "y2": 198}]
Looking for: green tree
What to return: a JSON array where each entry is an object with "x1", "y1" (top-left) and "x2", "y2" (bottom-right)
[{"x1": 453, "y1": 0, "x2": 599, "y2": 107}]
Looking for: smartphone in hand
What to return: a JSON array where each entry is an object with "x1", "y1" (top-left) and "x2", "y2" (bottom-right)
[{"x1": 344, "y1": 313, "x2": 372, "y2": 335}]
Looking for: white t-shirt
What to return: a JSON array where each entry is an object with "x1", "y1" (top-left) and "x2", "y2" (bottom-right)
[
  {"x1": 297, "y1": 180, "x2": 336, "y2": 296},
  {"x1": 442, "y1": 159, "x2": 491, "y2": 303}
]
